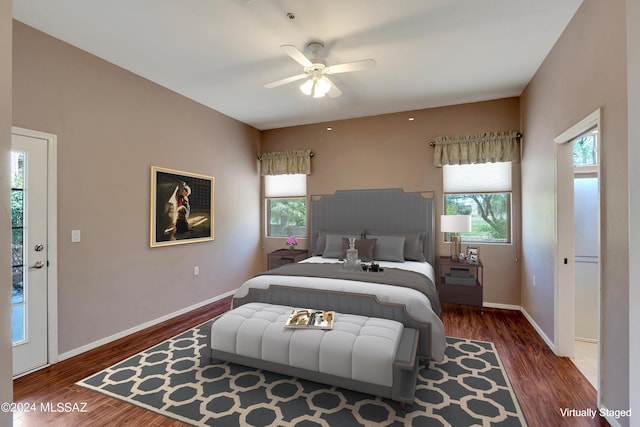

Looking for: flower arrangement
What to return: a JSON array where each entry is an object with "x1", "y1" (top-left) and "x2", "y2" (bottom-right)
[{"x1": 286, "y1": 236, "x2": 298, "y2": 251}]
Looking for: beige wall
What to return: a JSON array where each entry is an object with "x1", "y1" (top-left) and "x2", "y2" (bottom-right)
[
  {"x1": 520, "y1": 0, "x2": 629, "y2": 420},
  {"x1": 12, "y1": 22, "x2": 262, "y2": 355},
  {"x1": 1, "y1": 0, "x2": 12, "y2": 425},
  {"x1": 628, "y1": 0, "x2": 640, "y2": 422},
  {"x1": 261, "y1": 98, "x2": 522, "y2": 306}
]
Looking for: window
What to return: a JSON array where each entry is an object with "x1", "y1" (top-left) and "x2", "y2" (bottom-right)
[
  {"x1": 443, "y1": 163, "x2": 512, "y2": 244},
  {"x1": 265, "y1": 174, "x2": 307, "y2": 237},
  {"x1": 11, "y1": 152, "x2": 25, "y2": 343},
  {"x1": 573, "y1": 128, "x2": 598, "y2": 167}
]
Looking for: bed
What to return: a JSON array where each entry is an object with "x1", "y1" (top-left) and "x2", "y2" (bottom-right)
[{"x1": 232, "y1": 188, "x2": 446, "y2": 362}]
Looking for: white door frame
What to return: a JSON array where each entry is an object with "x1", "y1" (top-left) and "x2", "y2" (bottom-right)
[
  {"x1": 553, "y1": 109, "x2": 601, "y2": 404},
  {"x1": 11, "y1": 126, "x2": 58, "y2": 372}
]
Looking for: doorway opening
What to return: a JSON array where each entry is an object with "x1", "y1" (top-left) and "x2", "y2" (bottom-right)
[
  {"x1": 572, "y1": 128, "x2": 599, "y2": 389},
  {"x1": 554, "y1": 109, "x2": 601, "y2": 401}
]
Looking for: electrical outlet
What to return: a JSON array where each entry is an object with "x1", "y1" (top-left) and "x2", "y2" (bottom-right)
[{"x1": 194, "y1": 266, "x2": 199, "y2": 276}]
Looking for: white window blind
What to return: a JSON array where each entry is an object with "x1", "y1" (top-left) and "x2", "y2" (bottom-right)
[
  {"x1": 443, "y1": 162, "x2": 512, "y2": 193},
  {"x1": 264, "y1": 174, "x2": 306, "y2": 197}
]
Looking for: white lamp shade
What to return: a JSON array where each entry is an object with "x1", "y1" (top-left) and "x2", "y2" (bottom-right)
[
  {"x1": 300, "y1": 77, "x2": 331, "y2": 98},
  {"x1": 316, "y1": 77, "x2": 331, "y2": 94},
  {"x1": 440, "y1": 215, "x2": 472, "y2": 233},
  {"x1": 300, "y1": 79, "x2": 314, "y2": 95}
]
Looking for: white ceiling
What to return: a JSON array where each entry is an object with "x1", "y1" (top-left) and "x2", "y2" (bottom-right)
[{"x1": 13, "y1": 0, "x2": 583, "y2": 130}]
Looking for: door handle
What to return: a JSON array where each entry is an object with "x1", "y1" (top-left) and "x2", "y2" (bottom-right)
[{"x1": 29, "y1": 261, "x2": 45, "y2": 270}]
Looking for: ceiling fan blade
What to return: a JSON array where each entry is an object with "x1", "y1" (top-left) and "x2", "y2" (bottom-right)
[
  {"x1": 280, "y1": 44, "x2": 313, "y2": 67},
  {"x1": 325, "y1": 59, "x2": 376, "y2": 74},
  {"x1": 325, "y1": 77, "x2": 342, "y2": 98},
  {"x1": 264, "y1": 73, "x2": 308, "y2": 89}
]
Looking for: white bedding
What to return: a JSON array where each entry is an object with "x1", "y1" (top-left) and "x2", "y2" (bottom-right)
[{"x1": 233, "y1": 256, "x2": 446, "y2": 361}]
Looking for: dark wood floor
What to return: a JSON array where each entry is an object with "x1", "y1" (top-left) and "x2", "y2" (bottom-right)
[
  {"x1": 12, "y1": 300, "x2": 608, "y2": 427},
  {"x1": 441, "y1": 304, "x2": 608, "y2": 427}
]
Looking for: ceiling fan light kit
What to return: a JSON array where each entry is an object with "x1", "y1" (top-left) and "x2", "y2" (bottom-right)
[
  {"x1": 265, "y1": 42, "x2": 376, "y2": 99},
  {"x1": 300, "y1": 70, "x2": 332, "y2": 98}
]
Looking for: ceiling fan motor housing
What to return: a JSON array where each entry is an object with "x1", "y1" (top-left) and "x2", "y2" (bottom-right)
[
  {"x1": 305, "y1": 62, "x2": 326, "y2": 75},
  {"x1": 306, "y1": 41, "x2": 325, "y2": 58}
]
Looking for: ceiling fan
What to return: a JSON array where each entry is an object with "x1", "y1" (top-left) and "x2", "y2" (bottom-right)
[{"x1": 264, "y1": 42, "x2": 376, "y2": 98}]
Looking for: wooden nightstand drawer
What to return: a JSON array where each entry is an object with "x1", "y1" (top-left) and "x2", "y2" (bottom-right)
[
  {"x1": 438, "y1": 283, "x2": 482, "y2": 306},
  {"x1": 437, "y1": 256, "x2": 483, "y2": 307},
  {"x1": 267, "y1": 249, "x2": 309, "y2": 270}
]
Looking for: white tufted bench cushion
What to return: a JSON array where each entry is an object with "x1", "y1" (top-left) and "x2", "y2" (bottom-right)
[{"x1": 208, "y1": 302, "x2": 420, "y2": 404}]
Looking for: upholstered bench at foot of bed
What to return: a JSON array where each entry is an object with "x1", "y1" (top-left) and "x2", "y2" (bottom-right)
[{"x1": 206, "y1": 302, "x2": 420, "y2": 406}]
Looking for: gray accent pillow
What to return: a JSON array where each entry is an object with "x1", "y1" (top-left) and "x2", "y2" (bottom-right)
[
  {"x1": 314, "y1": 230, "x2": 363, "y2": 256},
  {"x1": 322, "y1": 233, "x2": 361, "y2": 258},
  {"x1": 340, "y1": 238, "x2": 377, "y2": 262},
  {"x1": 367, "y1": 235, "x2": 405, "y2": 262},
  {"x1": 367, "y1": 230, "x2": 426, "y2": 262}
]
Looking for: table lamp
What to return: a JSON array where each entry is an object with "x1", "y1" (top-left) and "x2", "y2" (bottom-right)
[{"x1": 441, "y1": 215, "x2": 472, "y2": 262}]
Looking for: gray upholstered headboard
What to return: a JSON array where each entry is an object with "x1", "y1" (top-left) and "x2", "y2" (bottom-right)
[{"x1": 310, "y1": 188, "x2": 436, "y2": 265}]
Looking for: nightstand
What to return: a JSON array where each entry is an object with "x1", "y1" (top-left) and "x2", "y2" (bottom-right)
[
  {"x1": 437, "y1": 256, "x2": 483, "y2": 307},
  {"x1": 267, "y1": 249, "x2": 309, "y2": 270}
]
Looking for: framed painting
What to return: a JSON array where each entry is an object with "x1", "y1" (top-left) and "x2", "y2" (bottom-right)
[{"x1": 150, "y1": 166, "x2": 214, "y2": 247}]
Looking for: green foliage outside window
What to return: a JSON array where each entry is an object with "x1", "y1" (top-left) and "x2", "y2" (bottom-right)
[
  {"x1": 11, "y1": 152, "x2": 24, "y2": 229},
  {"x1": 445, "y1": 193, "x2": 510, "y2": 243},
  {"x1": 573, "y1": 135, "x2": 597, "y2": 166},
  {"x1": 267, "y1": 198, "x2": 307, "y2": 237}
]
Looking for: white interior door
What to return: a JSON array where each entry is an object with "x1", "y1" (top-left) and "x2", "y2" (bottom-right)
[{"x1": 11, "y1": 132, "x2": 49, "y2": 376}]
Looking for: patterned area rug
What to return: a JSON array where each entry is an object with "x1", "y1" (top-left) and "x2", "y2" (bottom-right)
[{"x1": 77, "y1": 321, "x2": 527, "y2": 427}]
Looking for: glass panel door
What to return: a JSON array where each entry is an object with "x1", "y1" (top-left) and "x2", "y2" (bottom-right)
[
  {"x1": 11, "y1": 151, "x2": 25, "y2": 344},
  {"x1": 12, "y1": 129, "x2": 51, "y2": 376}
]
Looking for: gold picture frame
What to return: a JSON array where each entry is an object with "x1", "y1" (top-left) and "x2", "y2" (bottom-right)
[{"x1": 150, "y1": 166, "x2": 214, "y2": 247}]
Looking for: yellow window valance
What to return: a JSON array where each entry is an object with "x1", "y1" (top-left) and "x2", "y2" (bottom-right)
[
  {"x1": 260, "y1": 149, "x2": 312, "y2": 176},
  {"x1": 433, "y1": 131, "x2": 521, "y2": 167}
]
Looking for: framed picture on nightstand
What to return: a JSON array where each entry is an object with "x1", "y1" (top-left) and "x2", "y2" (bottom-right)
[{"x1": 467, "y1": 246, "x2": 479, "y2": 264}]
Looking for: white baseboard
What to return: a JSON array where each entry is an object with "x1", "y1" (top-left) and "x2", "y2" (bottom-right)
[
  {"x1": 483, "y1": 303, "x2": 557, "y2": 353},
  {"x1": 575, "y1": 336, "x2": 598, "y2": 344},
  {"x1": 58, "y1": 289, "x2": 236, "y2": 361},
  {"x1": 519, "y1": 306, "x2": 557, "y2": 353},
  {"x1": 483, "y1": 302, "x2": 521, "y2": 311}
]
